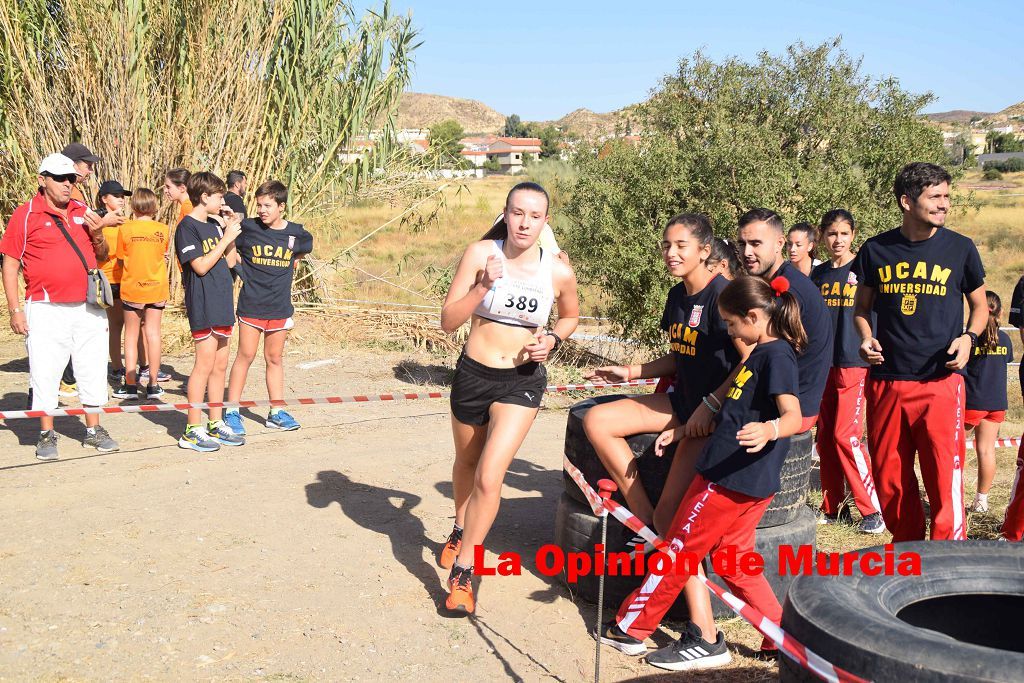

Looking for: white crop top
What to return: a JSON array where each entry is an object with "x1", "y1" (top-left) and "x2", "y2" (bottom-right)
[{"x1": 474, "y1": 240, "x2": 555, "y2": 328}]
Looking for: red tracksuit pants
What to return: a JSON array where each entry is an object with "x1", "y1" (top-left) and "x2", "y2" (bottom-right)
[
  {"x1": 1002, "y1": 446, "x2": 1024, "y2": 542},
  {"x1": 615, "y1": 474, "x2": 780, "y2": 649},
  {"x1": 866, "y1": 373, "x2": 966, "y2": 542},
  {"x1": 817, "y1": 367, "x2": 881, "y2": 517}
]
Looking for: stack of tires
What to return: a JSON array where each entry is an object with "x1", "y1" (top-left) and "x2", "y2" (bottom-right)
[{"x1": 555, "y1": 394, "x2": 817, "y2": 619}]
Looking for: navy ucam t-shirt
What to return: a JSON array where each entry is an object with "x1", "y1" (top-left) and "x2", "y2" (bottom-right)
[
  {"x1": 236, "y1": 218, "x2": 314, "y2": 319},
  {"x1": 852, "y1": 227, "x2": 985, "y2": 381},
  {"x1": 174, "y1": 216, "x2": 235, "y2": 331},
  {"x1": 810, "y1": 260, "x2": 870, "y2": 368},
  {"x1": 964, "y1": 330, "x2": 1012, "y2": 411},
  {"x1": 1010, "y1": 276, "x2": 1024, "y2": 397},
  {"x1": 769, "y1": 261, "x2": 833, "y2": 419},
  {"x1": 696, "y1": 339, "x2": 800, "y2": 498},
  {"x1": 660, "y1": 274, "x2": 740, "y2": 420}
]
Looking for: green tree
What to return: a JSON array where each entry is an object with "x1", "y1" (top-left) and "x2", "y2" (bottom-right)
[
  {"x1": 428, "y1": 118, "x2": 466, "y2": 168},
  {"x1": 985, "y1": 131, "x2": 1024, "y2": 153},
  {"x1": 504, "y1": 114, "x2": 528, "y2": 138},
  {"x1": 561, "y1": 38, "x2": 950, "y2": 348},
  {"x1": 525, "y1": 123, "x2": 563, "y2": 158}
]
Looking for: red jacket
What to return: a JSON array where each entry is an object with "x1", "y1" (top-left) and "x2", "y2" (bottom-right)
[{"x1": 1, "y1": 193, "x2": 96, "y2": 303}]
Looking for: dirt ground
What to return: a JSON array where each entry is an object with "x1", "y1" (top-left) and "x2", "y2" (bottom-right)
[{"x1": 0, "y1": 329, "x2": 777, "y2": 682}]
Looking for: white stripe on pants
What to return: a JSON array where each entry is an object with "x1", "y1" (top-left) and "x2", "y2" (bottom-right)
[{"x1": 26, "y1": 301, "x2": 109, "y2": 410}]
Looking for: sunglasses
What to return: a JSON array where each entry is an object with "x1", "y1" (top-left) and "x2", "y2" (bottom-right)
[{"x1": 44, "y1": 173, "x2": 78, "y2": 184}]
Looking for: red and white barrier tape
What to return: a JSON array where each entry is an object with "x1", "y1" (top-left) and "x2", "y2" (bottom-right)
[
  {"x1": 563, "y1": 456, "x2": 870, "y2": 683},
  {"x1": 0, "y1": 379, "x2": 658, "y2": 420}
]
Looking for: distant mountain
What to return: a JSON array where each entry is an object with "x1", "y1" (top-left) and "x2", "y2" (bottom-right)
[
  {"x1": 394, "y1": 92, "x2": 638, "y2": 139},
  {"x1": 997, "y1": 100, "x2": 1024, "y2": 118},
  {"x1": 396, "y1": 92, "x2": 506, "y2": 134},
  {"x1": 543, "y1": 107, "x2": 639, "y2": 139},
  {"x1": 923, "y1": 110, "x2": 992, "y2": 123}
]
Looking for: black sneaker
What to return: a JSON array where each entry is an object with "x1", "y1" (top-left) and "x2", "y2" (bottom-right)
[
  {"x1": 146, "y1": 384, "x2": 165, "y2": 400},
  {"x1": 858, "y1": 512, "x2": 885, "y2": 534},
  {"x1": 646, "y1": 621, "x2": 732, "y2": 671},
  {"x1": 596, "y1": 620, "x2": 646, "y2": 656},
  {"x1": 752, "y1": 647, "x2": 779, "y2": 662},
  {"x1": 113, "y1": 383, "x2": 137, "y2": 400}
]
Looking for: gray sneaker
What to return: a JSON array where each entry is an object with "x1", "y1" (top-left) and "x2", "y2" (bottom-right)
[
  {"x1": 35, "y1": 430, "x2": 58, "y2": 461},
  {"x1": 83, "y1": 425, "x2": 119, "y2": 453}
]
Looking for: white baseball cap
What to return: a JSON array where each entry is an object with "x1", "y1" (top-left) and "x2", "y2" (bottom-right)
[{"x1": 37, "y1": 153, "x2": 78, "y2": 177}]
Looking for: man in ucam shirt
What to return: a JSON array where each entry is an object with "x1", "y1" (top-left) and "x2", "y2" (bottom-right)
[
  {"x1": 734, "y1": 208, "x2": 833, "y2": 433},
  {"x1": 853, "y1": 162, "x2": 987, "y2": 542}
]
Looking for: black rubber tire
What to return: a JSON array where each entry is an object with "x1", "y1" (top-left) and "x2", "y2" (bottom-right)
[
  {"x1": 563, "y1": 396, "x2": 814, "y2": 529},
  {"x1": 756, "y1": 430, "x2": 815, "y2": 528},
  {"x1": 780, "y1": 541, "x2": 1024, "y2": 682},
  {"x1": 554, "y1": 492, "x2": 817, "y2": 621},
  {"x1": 563, "y1": 395, "x2": 669, "y2": 507}
]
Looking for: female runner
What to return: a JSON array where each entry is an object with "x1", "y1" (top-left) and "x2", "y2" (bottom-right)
[{"x1": 438, "y1": 182, "x2": 579, "y2": 614}]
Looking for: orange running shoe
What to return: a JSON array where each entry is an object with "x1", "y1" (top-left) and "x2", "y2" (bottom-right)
[
  {"x1": 445, "y1": 566, "x2": 475, "y2": 614},
  {"x1": 438, "y1": 526, "x2": 463, "y2": 569}
]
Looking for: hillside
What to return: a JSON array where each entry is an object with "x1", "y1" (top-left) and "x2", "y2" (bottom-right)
[
  {"x1": 394, "y1": 91, "x2": 639, "y2": 139},
  {"x1": 395, "y1": 92, "x2": 506, "y2": 134},
  {"x1": 998, "y1": 100, "x2": 1024, "y2": 118},
  {"x1": 923, "y1": 109, "x2": 992, "y2": 123}
]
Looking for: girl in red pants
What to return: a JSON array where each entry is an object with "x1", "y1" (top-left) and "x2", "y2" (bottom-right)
[
  {"x1": 810, "y1": 210, "x2": 884, "y2": 534},
  {"x1": 599, "y1": 275, "x2": 804, "y2": 671}
]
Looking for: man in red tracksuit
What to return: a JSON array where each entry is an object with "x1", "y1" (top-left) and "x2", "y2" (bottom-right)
[{"x1": 852, "y1": 162, "x2": 987, "y2": 542}]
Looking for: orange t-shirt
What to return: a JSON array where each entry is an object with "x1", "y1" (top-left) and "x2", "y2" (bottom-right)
[
  {"x1": 116, "y1": 218, "x2": 170, "y2": 303},
  {"x1": 99, "y1": 225, "x2": 122, "y2": 283},
  {"x1": 178, "y1": 200, "x2": 193, "y2": 224}
]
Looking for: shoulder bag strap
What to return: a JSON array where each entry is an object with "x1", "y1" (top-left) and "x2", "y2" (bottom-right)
[{"x1": 52, "y1": 214, "x2": 93, "y2": 274}]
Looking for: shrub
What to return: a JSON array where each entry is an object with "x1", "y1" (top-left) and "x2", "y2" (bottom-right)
[{"x1": 983, "y1": 168, "x2": 1004, "y2": 181}]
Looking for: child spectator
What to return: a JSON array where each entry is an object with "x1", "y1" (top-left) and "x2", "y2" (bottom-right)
[
  {"x1": 113, "y1": 188, "x2": 170, "y2": 401},
  {"x1": 174, "y1": 171, "x2": 244, "y2": 452},
  {"x1": 164, "y1": 168, "x2": 193, "y2": 224},
  {"x1": 963, "y1": 291, "x2": 1012, "y2": 513},
  {"x1": 96, "y1": 181, "x2": 129, "y2": 382},
  {"x1": 224, "y1": 181, "x2": 313, "y2": 434},
  {"x1": 600, "y1": 275, "x2": 804, "y2": 670}
]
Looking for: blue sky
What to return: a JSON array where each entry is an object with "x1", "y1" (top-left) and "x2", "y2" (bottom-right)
[{"x1": 376, "y1": 0, "x2": 1024, "y2": 121}]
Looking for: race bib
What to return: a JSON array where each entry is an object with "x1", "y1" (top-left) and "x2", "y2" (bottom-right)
[{"x1": 489, "y1": 278, "x2": 551, "y2": 326}]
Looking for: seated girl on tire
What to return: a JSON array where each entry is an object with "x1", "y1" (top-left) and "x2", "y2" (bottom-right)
[
  {"x1": 584, "y1": 214, "x2": 750, "y2": 657},
  {"x1": 599, "y1": 275, "x2": 804, "y2": 671}
]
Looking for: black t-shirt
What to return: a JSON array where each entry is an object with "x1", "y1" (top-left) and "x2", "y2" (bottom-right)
[
  {"x1": 964, "y1": 330, "x2": 1012, "y2": 411},
  {"x1": 1009, "y1": 276, "x2": 1024, "y2": 329},
  {"x1": 224, "y1": 192, "x2": 247, "y2": 218},
  {"x1": 1010, "y1": 276, "x2": 1024, "y2": 399},
  {"x1": 770, "y1": 261, "x2": 833, "y2": 418},
  {"x1": 696, "y1": 339, "x2": 800, "y2": 498},
  {"x1": 810, "y1": 260, "x2": 869, "y2": 368},
  {"x1": 236, "y1": 218, "x2": 314, "y2": 318},
  {"x1": 660, "y1": 275, "x2": 740, "y2": 419},
  {"x1": 174, "y1": 216, "x2": 236, "y2": 331},
  {"x1": 852, "y1": 227, "x2": 985, "y2": 381}
]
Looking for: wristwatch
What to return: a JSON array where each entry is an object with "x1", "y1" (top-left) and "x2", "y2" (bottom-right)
[
  {"x1": 9, "y1": 307, "x2": 22, "y2": 314},
  {"x1": 963, "y1": 331, "x2": 979, "y2": 348},
  {"x1": 546, "y1": 331, "x2": 563, "y2": 351}
]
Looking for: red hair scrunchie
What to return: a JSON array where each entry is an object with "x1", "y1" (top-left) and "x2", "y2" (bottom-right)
[{"x1": 770, "y1": 276, "x2": 790, "y2": 297}]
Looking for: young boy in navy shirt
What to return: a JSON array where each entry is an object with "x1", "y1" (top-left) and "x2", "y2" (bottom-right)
[
  {"x1": 175, "y1": 172, "x2": 245, "y2": 452},
  {"x1": 853, "y1": 162, "x2": 987, "y2": 541},
  {"x1": 224, "y1": 181, "x2": 313, "y2": 434}
]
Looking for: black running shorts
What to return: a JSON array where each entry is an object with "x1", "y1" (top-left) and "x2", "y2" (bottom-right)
[{"x1": 450, "y1": 352, "x2": 546, "y2": 426}]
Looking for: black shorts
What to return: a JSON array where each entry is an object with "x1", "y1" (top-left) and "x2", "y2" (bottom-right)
[
  {"x1": 110, "y1": 283, "x2": 121, "y2": 300},
  {"x1": 668, "y1": 385, "x2": 700, "y2": 424},
  {"x1": 450, "y1": 353, "x2": 546, "y2": 426}
]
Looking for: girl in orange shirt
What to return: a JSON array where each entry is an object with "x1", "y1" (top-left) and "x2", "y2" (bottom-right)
[
  {"x1": 113, "y1": 188, "x2": 170, "y2": 400},
  {"x1": 96, "y1": 181, "x2": 129, "y2": 381}
]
